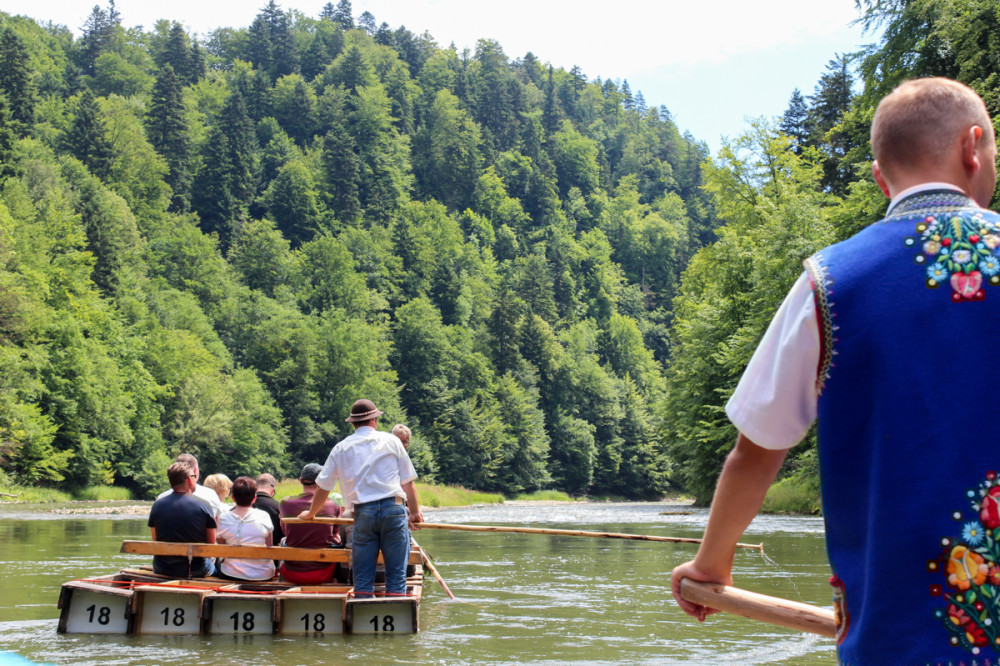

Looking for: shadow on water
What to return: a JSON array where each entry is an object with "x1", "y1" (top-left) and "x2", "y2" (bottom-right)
[{"x1": 0, "y1": 501, "x2": 835, "y2": 665}]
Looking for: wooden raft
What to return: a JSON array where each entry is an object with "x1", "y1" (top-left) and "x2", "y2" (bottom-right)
[{"x1": 58, "y1": 541, "x2": 424, "y2": 636}]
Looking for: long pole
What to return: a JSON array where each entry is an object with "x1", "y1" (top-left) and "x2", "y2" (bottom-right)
[
  {"x1": 282, "y1": 517, "x2": 764, "y2": 552},
  {"x1": 413, "y1": 541, "x2": 456, "y2": 600},
  {"x1": 679, "y1": 578, "x2": 836, "y2": 638}
]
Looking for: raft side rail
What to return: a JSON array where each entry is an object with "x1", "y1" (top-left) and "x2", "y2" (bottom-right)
[{"x1": 120, "y1": 540, "x2": 421, "y2": 564}]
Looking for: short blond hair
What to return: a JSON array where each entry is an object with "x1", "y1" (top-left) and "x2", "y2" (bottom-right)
[
  {"x1": 392, "y1": 423, "x2": 411, "y2": 443},
  {"x1": 203, "y1": 473, "x2": 232, "y2": 501},
  {"x1": 872, "y1": 77, "x2": 993, "y2": 180}
]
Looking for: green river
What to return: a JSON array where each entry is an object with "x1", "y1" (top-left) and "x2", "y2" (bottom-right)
[{"x1": 0, "y1": 502, "x2": 835, "y2": 664}]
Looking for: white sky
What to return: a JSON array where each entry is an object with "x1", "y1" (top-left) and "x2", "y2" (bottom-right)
[{"x1": 2, "y1": 0, "x2": 878, "y2": 153}]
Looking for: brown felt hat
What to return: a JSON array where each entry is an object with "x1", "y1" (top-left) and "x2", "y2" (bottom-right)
[{"x1": 345, "y1": 398, "x2": 384, "y2": 423}]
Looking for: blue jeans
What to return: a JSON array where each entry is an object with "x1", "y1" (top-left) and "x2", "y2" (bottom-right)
[{"x1": 351, "y1": 497, "x2": 409, "y2": 595}]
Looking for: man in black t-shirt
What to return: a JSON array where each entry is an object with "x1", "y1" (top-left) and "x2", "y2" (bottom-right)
[
  {"x1": 147, "y1": 462, "x2": 217, "y2": 578},
  {"x1": 255, "y1": 473, "x2": 284, "y2": 544}
]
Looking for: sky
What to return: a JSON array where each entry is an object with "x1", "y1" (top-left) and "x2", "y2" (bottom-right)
[{"x1": 2, "y1": 0, "x2": 880, "y2": 154}]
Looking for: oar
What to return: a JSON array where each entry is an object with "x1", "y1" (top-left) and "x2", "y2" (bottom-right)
[
  {"x1": 282, "y1": 518, "x2": 764, "y2": 552},
  {"x1": 679, "y1": 578, "x2": 836, "y2": 638},
  {"x1": 412, "y1": 540, "x2": 456, "y2": 600}
]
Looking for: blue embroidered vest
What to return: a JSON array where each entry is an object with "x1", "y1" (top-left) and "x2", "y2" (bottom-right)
[{"x1": 804, "y1": 190, "x2": 1000, "y2": 665}]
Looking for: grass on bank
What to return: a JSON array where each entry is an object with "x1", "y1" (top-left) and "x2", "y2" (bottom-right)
[
  {"x1": 510, "y1": 490, "x2": 575, "y2": 502},
  {"x1": 274, "y1": 479, "x2": 503, "y2": 508},
  {"x1": 761, "y1": 477, "x2": 821, "y2": 514},
  {"x1": 0, "y1": 475, "x2": 134, "y2": 503}
]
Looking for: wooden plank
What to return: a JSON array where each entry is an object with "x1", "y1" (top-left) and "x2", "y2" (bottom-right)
[
  {"x1": 679, "y1": 579, "x2": 836, "y2": 638},
  {"x1": 122, "y1": 541, "x2": 350, "y2": 562},
  {"x1": 120, "y1": 540, "x2": 421, "y2": 564},
  {"x1": 59, "y1": 580, "x2": 134, "y2": 599}
]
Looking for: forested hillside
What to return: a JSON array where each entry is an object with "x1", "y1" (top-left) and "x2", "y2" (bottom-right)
[
  {"x1": 0, "y1": 0, "x2": 717, "y2": 498},
  {"x1": 3, "y1": 0, "x2": 990, "y2": 505}
]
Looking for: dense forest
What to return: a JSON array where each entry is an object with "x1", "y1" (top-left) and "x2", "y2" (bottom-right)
[{"x1": 0, "y1": 0, "x2": 993, "y2": 503}]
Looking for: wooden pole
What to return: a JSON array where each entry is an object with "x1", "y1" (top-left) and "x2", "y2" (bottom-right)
[
  {"x1": 679, "y1": 578, "x2": 836, "y2": 638},
  {"x1": 413, "y1": 541, "x2": 456, "y2": 600},
  {"x1": 282, "y1": 518, "x2": 764, "y2": 552}
]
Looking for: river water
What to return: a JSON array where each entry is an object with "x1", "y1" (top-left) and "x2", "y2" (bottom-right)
[{"x1": 0, "y1": 501, "x2": 835, "y2": 665}]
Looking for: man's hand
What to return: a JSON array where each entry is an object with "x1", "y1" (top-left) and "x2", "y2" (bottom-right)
[
  {"x1": 408, "y1": 508, "x2": 424, "y2": 530},
  {"x1": 297, "y1": 510, "x2": 315, "y2": 521},
  {"x1": 668, "y1": 433, "x2": 786, "y2": 623},
  {"x1": 670, "y1": 560, "x2": 731, "y2": 622}
]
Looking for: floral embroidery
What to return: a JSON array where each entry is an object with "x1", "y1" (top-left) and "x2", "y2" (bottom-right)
[
  {"x1": 908, "y1": 212, "x2": 1000, "y2": 302},
  {"x1": 932, "y1": 472, "x2": 1000, "y2": 656}
]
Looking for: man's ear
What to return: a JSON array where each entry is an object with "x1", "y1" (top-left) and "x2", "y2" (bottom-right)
[
  {"x1": 872, "y1": 160, "x2": 891, "y2": 198},
  {"x1": 961, "y1": 125, "x2": 984, "y2": 174}
]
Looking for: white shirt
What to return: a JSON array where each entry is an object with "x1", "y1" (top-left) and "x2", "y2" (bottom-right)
[
  {"x1": 156, "y1": 483, "x2": 226, "y2": 519},
  {"x1": 315, "y1": 426, "x2": 417, "y2": 517},
  {"x1": 216, "y1": 507, "x2": 275, "y2": 580},
  {"x1": 725, "y1": 183, "x2": 969, "y2": 450}
]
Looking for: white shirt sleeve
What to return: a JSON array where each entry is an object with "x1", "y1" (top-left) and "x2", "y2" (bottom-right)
[
  {"x1": 315, "y1": 448, "x2": 340, "y2": 492},
  {"x1": 725, "y1": 271, "x2": 820, "y2": 450}
]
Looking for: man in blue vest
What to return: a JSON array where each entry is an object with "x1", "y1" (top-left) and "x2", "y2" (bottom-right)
[{"x1": 671, "y1": 78, "x2": 1000, "y2": 664}]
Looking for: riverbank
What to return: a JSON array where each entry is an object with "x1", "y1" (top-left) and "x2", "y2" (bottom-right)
[{"x1": 0, "y1": 481, "x2": 584, "y2": 514}]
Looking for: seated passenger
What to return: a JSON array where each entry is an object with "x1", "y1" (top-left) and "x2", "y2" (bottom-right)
[
  {"x1": 216, "y1": 476, "x2": 275, "y2": 581},
  {"x1": 203, "y1": 473, "x2": 232, "y2": 504},
  {"x1": 279, "y1": 463, "x2": 343, "y2": 585},
  {"x1": 148, "y1": 462, "x2": 217, "y2": 578},
  {"x1": 255, "y1": 473, "x2": 284, "y2": 544},
  {"x1": 155, "y1": 453, "x2": 225, "y2": 519},
  {"x1": 391, "y1": 424, "x2": 411, "y2": 449}
]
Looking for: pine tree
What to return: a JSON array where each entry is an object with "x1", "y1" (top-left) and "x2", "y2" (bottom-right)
[
  {"x1": 809, "y1": 55, "x2": 853, "y2": 140},
  {"x1": 245, "y1": 17, "x2": 273, "y2": 73},
  {"x1": 263, "y1": 161, "x2": 322, "y2": 246},
  {"x1": 0, "y1": 28, "x2": 37, "y2": 134},
  {"x1": 159, "y1": 23, "x2": 195, "y2": 85},
  {"x1": 338, "y1": 45, "x2": 369, "y2": 92},
  {"x1": 273, "y1": 75, "x2": 316, "y2": 145},
  {"x1": 189, "y1": 40, "x2": 207, "y2": 83},
  {"x1": 0, "y1": 92, "x2": 17, "y2": 181},
  {"x1": 147, "y1": 64, "x2": 192, "y2": 212},
  {"x1": 321, "y1": 125, "x2": 361, "y2": 224},
  {"x1": 76, "y1": 1, "x2": 121, "y2": 76},
  {"x1": 809, "y1": 54, "x2": 856, "y2": 194},
  {"x1": 192, "y1": 125, "x2": 237, "y2": 245},
  {"x1": 220, "y1": 88, "x2": 259, "y2": 208},
  {"x1": 301, "y1": 35, "x2": 330, "y2": 81},
  {"x1": 332, "y1": 0, "x2": 354, "y2": 29},
  {"x1": 64, "y1": 89, "x2": 113, "y2": 179},
  {"x1": 621, "y1": 80, "x2": 634, "y2": 109},
  {"x1": 358, "y1": 11, "x2": 376, "y2": 34},
  {"x1": 779, "y1": 88, "x2": 811, "y2": 154},
  {"x1": 262, "y1": 0, "x2": 299, "y2": 78},
  {"x1": 542, "y1": 66, "x2": 559, "y2": 136}
]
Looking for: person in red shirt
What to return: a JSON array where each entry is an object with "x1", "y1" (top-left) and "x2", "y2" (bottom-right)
[{"x1": 279, "y1": 463, "x2": 343, "y2": 585}]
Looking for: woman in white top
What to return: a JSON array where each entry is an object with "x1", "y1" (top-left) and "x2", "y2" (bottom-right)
[{"x1": 216, "y1": 476, "x2": 275, "y2": 580}]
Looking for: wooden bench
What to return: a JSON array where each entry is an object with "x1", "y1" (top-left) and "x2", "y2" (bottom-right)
[{"x1": 120, "y1": 541, "x2": 421, "y2": 565}]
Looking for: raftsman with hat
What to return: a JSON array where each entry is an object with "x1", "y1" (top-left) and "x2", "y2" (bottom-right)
[{"x1": 298, "y1": 399, "x2": 424, "y2": 596}]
